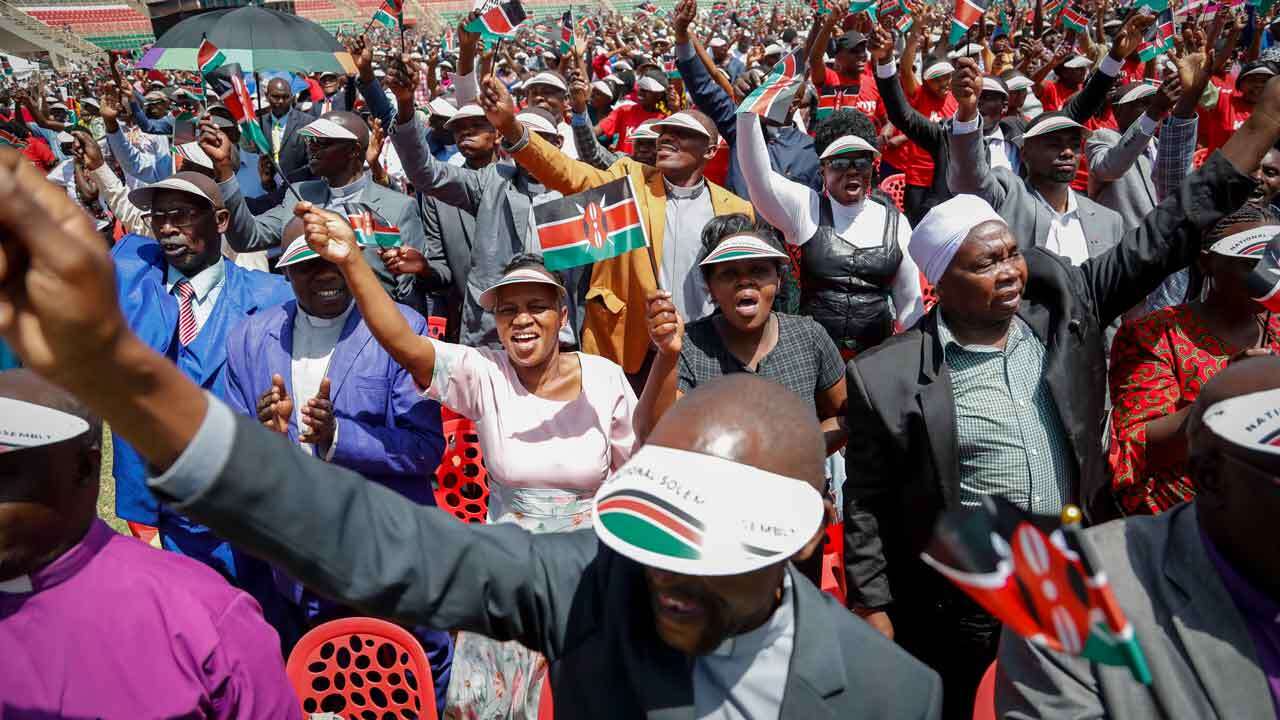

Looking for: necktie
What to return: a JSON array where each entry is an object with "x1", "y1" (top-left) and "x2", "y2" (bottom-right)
[
  {"x1": 272, "y1": 120, "x2": 285, "y2": 165},
  {"x1": 174, "y1": 279, "x2": 198, "y2": 346}
]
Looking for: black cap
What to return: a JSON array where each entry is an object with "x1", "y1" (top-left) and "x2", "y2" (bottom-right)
[{"x1": 836, "y1": 30, "x2": 867, "y2": 50}]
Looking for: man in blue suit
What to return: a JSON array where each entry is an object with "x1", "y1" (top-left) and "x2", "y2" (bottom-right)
[
  {"x1": 111, "y1": 171, "x2": 294, "y2": 604},
  {"x1": 223, "y1": 218, "x2": 452, "y2": 713}
]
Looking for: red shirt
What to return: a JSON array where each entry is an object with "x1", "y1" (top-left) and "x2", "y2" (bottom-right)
[
  {"x1": 901, "y1": 88, "x2": 956, "y2": 187},
  {"x1": 599, "y1": 103, "x2": 665, "y2": 154},
  {"x1": 1197, "y1": 89, "x2": 1252, "y2": 155},
  {"x1": 818, "y1": 67, "x2": 883, "y2": 123},
  {"x1": 1120, "y1": 57, "x2": 1148, "y2": 85},
  {"x1": 1071, "y1": 110, "x2": 1117, "y2": 193},
  {"x1": 705, "y1": 137, "x2": 730, "y2": 187},
  {"x1": 1038, "y1": 79, "x2": 1083, "y2": 112},
  {"x1": 22, "y1": 135, "x2": 55, "y2": 171}
]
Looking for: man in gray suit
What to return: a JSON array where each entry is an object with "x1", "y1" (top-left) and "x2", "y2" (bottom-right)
[
  {"x1": 997, "y1": 355, "x2": 1280, "y2": 719},
  {"x1": 257, "y1": 77, "x2": 314, "y2": 183},
  {"x1": 947, "y1": 58, "x2": 1125, "y2": 265},
  {"x1": 1087, "y1": 71, "x2": 1209, "y2": 231},
  {"x1": 0, "y1": 181, "x2": 945, "y2": 716},
  {"x1": 199, "y1": 111, "x2": 430, "y2": 315}
]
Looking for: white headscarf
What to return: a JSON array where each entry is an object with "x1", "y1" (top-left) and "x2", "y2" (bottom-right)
[{"x1": 909, "y1": 194, "x2": 1007, "y2": 284}]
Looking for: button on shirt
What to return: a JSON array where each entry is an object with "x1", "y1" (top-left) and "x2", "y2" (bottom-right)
[
  {"x1": 695, "y1": 573, "x2": 795, "y2": 720},
  {"x1": 662, "y1": 179, "x2": 717, "y2": 323},
  {"x1": 938, "y1": 313, "x2": 1075, "y2": 515},
  {"x1": 291, "y1": 302, "x2": 353, "y2": 459},
  {"x1": 985, "y1": 125, "x2": 1018, "y2": 171},
  {"x1": 1034, "y1": 187, "x2": 1090, "y2": 266},
  {"x1": 164, "y1": 261, "x2": 226, "y2": 337},
  {"x1": 1201, "y1": 528, "x2": 1280, "y2": 716}
]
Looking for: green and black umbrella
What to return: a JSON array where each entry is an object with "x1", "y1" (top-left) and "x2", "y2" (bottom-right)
[{"x1": 137, "y1": 6, "x2": 354, "y2": 75}]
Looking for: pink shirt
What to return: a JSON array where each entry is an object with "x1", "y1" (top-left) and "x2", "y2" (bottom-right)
[{"x1": 425, "y1": 342, "x2": 638, "y2": 522}]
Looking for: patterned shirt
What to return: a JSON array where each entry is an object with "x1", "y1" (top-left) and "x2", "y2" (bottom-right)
[
  {"x1": 678, "y1": 313, "x2": 844, "y2": 407},
  {"x1": 938, "y1": 313, "x2": 1075, "y2": 515}
]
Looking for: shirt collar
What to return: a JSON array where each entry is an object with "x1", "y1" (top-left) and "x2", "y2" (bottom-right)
[
  {"x1": 0, "y1": 520, "x2": 111, "y2": 596},
  {"x1": 707, "y1": 572, "x2": 794, "y2": 658},
  {"x1": 165, "y1": 256, "x2": 226, "y2": 302},
  {"x1": 985, "y1": 125, "x2": 1006, "y2": 142},
  {"x1": 1034, "y1": 187, "x2": 1078, "y2": 218},
  {"x1": 663, "y1": 177, "x2": 707, "y2": 200},
  {"x1": 329, "y1": 172, "x2": 372, "y2": 202},
  {"x1": 297, "y1": 300, "x2": 354, "y2": 330},
  {"x1": 938, "y1": 311, "x2": 1026, "y2": 354}
]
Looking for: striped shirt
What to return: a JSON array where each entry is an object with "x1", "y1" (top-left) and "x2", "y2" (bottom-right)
[{"x1": 938, "y1": 313, "x2": 1075, "y2": 516}]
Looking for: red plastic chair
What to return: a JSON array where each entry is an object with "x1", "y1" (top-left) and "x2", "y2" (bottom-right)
[
  {"x1": 426, "y1": 315, "x2": 447, "y2": 339},
  {"x1": 433, "y1": 417, "x2": 489, "y2": 524},
  {"x1": 819, "y1": 522, "x2": 847, "y2": 605},
  {"x1": 972, "y1": 660, "x2": 997, "y2": 720},
  {"x1": 919, "y1": 271, "x2": 938, "y2": 312},
  {"x1": 1192, "y1": 146, "x2": 1209, "y2": 170},
  {"x1": 285, "y1": 617, "x2": 438, "y2": 720},
  {"x1": 879, "y1": 173, "x2": 906, "y2": 213}
]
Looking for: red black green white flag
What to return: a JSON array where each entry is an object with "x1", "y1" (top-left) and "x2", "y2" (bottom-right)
[
  {"x1": 344, "y1": 203, "x2": 403, "y2": 248},
  {"x1": 1060, "y1": 4, "x2": 1089, "y2": 32},
  {"x1": 558, "y1": 8, "x2": 573, "y2": 53},
  {"x1": 736, "y1": 46, "x2": 806, "y2": 125},
  {"x1": 203, "y1": 63, "x2": 271, "y2": 156},
  {"x1": 1138, "y1": 8, "x2": 1175, "y2": 61},
  {"x1": 533, "y1": 176, "x2": 650, "y2": 271},
  {"x1": 466, "y1": 0, "x2": 528, "y2": 38},
  {"x1": 949, "y1": 0, "x2": 987, "y2": 46},
  {"x1": 0, "y1": 56, "x2": 13, "y2": 78},
  {"x1": 372, "y1": 0, "x2": 402, "y2": 30},
  {"x1": 0, "y1": 128, "x2": 24, "y2": 149},
  {"x1": 921, "y1": 496, "x2": 1153, "y2": 685},
  {"x1": 197, "y1": 38, "x2": 226, "y2": 75}
]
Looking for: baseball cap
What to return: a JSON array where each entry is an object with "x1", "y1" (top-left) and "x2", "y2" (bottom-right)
[
  {"x1": 835, "y1": 30, "x2": 867, "y2": 51},
  {"x1": 818, "y1": 134, "x2": 880, "y2": 160},
  {"x1": 443, "y1": 103, "x2": 488, "y2": 128},
  {"x1": 981, "y1": 76, "x2": 1009, "y2": 96},
  {"x1": 700, "y1": 233, "x2": 790, "y2": 266},
  {"x1": 128, "y1": 171, "x2": 225, "y2": 210},
  {"x1": 1020, "y1": 112, "x2": 1087, "y2": 142},
  {"x1": 478, "y1": 265, "x2": 566, "y2": 311},
  {"x1": 1115, "y1": 82, "x2": 1158, "y2": 105},
  {"x1": 526, "y1": 71, "x2": 568, "y2": 93},
  {"x1": 1061, "y1": 55, "x2": 1091, "y2": 69},
  {"x1": 922, "y1": 61, "x2": 955, "y2": 81}
]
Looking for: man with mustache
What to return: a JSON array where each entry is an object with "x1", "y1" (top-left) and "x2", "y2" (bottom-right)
[
  {"x1": 0, "y1": 175, "x2": 943, "y2": 713},
  {"x1": 840, "y1": 70, "x2": 1280, "y2": 716},
  {"x1": 947, "y1": 57, "x2": 1125, "y2": 266},
  {"x1": 109, "y1": 171, "x2": 293, "y2": 611}
]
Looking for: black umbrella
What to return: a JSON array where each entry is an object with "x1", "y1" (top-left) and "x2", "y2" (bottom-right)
[{"x1": 137, "y1": 6, "x2": 355, "y2": 75}]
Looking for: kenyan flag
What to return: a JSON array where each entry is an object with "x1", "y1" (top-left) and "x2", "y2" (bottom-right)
[
  {"x1": 345, "y1": 204, "x2": 403, "y2": 248},
  {"x1": 0, "y1": 56, "x2": 12, "y2": 78},
  {"x1": 197, "y1": 38, "x2": 226, "y2": 75},
  {"x1": 533, "y1": 176, "x2": 649, "y2": 271},
  {"x1": 558, "y1": 8, "x2": 573, "y2": 54},
  {"x1": 737, "y1": 46, "x2": 806, "y2": 125},
  {"x1": 816, "y1": 89, "x2": 858, "y2": 120},
  {"x1": 466, "y1": 0, "x2": 528, "y2": 38},
  {"x1": 1060, "y1": 4, "x2": 1088, "y2": 32},
  {"x1": 1138, "y1": 7, "x2": 1174, "y2": 61},
  {"x1": 372, "y1": 0, "x2": 402, "y2": 30},
  {"x1": 949, "y1": 0, "x2": 987, "y2": 46},
  {"x1": 597, "y1": 487, "x2": 705, "y2": 560}
]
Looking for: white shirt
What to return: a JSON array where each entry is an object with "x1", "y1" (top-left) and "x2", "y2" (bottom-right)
[
  {"x1": 735, "y1": 113, "x2": 926, "y2": 329},
  {"x1": 1035, "y1": 188, "x2": 1090, "y2": 266},
  {"x1": 694, "y1": 572, "x2": 795, "y2": 719},
  {"x1": 290, "y1": 302, "x2": 353, "y2": 459},
  {"x1": 985, "y1": 125, "x2": 1017, "y2": 171},
  {"x1": 663, "y1": 179, "x2": 718, "y2": 323},
  {"x1": 164, "y1": 260, "x2": 226, "y2": 336}
]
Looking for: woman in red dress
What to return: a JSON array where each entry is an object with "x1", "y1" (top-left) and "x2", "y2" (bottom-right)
[{"x1": 1108, "y1": 206, "x2": 1280, "y2": 515}]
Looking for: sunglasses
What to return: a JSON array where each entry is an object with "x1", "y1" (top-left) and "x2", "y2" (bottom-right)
[
  {"x1": 145, "y1": 206, "x2": 208, "y2": 229},
  {"x1": 824, "y1": 154, "x2": 875, "y2": 174},
  {"x1": 303, "y1": 136, "x2": 352, "y2": 150}
]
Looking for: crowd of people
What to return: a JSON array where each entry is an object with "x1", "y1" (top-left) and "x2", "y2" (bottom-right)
[{"x1": 2, "y1": 0, "x2": 1280, "y2": 717}]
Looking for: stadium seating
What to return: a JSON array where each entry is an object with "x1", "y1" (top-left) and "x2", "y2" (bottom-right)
[{"x1": 16, "y1": 3, "x2": 155, "y2": 51}]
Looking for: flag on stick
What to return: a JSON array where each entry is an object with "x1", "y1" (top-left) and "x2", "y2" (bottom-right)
[
  {"x1": 1060, "y1": 4, "x2": 1089, "y2": 32},
  {"x1": 533, "y1": 176, "x2": 650, "y2": 271},
  {"x1": 921, "y1": 498, "x2": 1153, "y2": 685},
  {"x1": 558, "y1": 8, "x2": 574, "y2": 53},
  {"x1": 345, "y1": 204, "x2": 404, "y2": 248},
  {"x1": 372, "y1": 0, "x2": 402, "y2": 29},
  {"x1": 196, "y1": 38, "x2": 226, "y2": 75},
  {"x1": 736, "y1": 46, "x2": 806, "y2": 125},
  {"x1": 950, "y1": 0, "x2": 989, "y2": 46},
  {"x1": 466, "y1": 0, "x2": 527, "y2": 39},
  {"x1": 203, "y1": 62, "x2": 271, "y2": 156},
  {"x1": 0, "y1": 56, "x2": 13, "y2": 78},
  {"x1": 1137, "y1": 7, "x2": 1175, "y2": 61}
]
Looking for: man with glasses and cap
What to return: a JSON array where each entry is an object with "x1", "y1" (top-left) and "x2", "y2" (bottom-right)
[
  {"x1": 1199, "y1": 59, "x2": 1275, "y2": 154},
  {"x1": 948, "y1": 57, "x2": 1126, "y2": 266},
  {"x1": 998, "y1": 356, "x2": 1280, "y2": 718},
  {"x1": 840, "y1": 77, "x2": 1278, "y2": 715},
  {"x1": 201, "y1": 110, "x2": 429, "y2": 313},
  {"x1": 222, "y1": 217, "x2": 454, "y2": 713},
  {"x1": 0, "y1": 369, "x2": 301, "y2": 719},
  {"x1": 107, "y1": 170, "x2": 292, "y2": 613}
]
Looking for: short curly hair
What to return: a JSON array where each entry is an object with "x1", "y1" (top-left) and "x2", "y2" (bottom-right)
[
  {"x1": 695, "y1": 213, "x2": 798, "y2": 312},
  {"x1": 813, "y1": 108, "x2": 879, "y2": 158}
]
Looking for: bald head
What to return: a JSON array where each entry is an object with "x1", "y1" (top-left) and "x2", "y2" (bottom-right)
[
  {"x1": 321, "y1": 111, "x2": 370, "y2": 153},
  {"x1": 647, "y1": 375, "x2": 825, "y2": 492},
  {"x1": 266, "y1": 77, "x2": 291, "y2": 95}
]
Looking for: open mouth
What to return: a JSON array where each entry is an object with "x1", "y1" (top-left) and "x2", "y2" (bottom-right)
[
  {"x1": 510, "y1": 331, "x2": 539, "y2": 351},
  {"x1": 315, "y1": 288, "x2": 344, "y2": 300},
  {"x1": 994, "y1": 287, "x2": 1023, "y2": 309},
  {"x1": 159, "y1": 239, "x2": 190, "y2": 259},
  {"x1": 734, "y1": 291, "x2": 762, "y2": 319},
  {"x1": 655, "y1": 591, "x2": 706, "y2": 620}
]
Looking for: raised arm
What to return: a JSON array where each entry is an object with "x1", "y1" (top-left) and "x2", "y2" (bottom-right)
[
  {"x1": 568, "y1": 76, "x2": 622, "y2": 170},
  {"x1": 200, "y1": 121, "x2": 289, "y2": 252},
  {"x1": 946, "y1": 58, "x2": 1008, "y2": 207},
  {"x1": 735, "y1": 112, "x2": 814, "y2": 242},
  {"x1": 1086, "y1": 78, "x2": 1174, "y2": 184},
  {"x1": 70, "y1": 129, "x2": 148, "y2": 236},
  {"x1": 351, "y1": 35, "x2": 398, "y2": 130},
  {"x1": 809, "y1": 0, "x2": 849, "y2": 88},
  {"x1": 1154, "y1": 25, "x2": 1215, "y2": 200},
  {"x1": 898, "y1": 19, "x2": 925, "y2": 99},
  {"x1": 869, "y1": 21, "x2": 946, "y2": 156}
]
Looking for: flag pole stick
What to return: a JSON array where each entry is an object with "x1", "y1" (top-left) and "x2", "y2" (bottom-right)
[
  {"x1": 1262, "y1": 311, "x2": 1273, "y2": 348},
  {"x1": 646, "y1": 243, "x2": 663, "y2": 291}
]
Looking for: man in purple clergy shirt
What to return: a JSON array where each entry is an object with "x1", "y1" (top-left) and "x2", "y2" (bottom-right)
[
  {"x1": 998, "y1": 354, "x2": 1280, "y2": 719},
  {"x1": 0, "y1": 369, "x2": 301, "y2": 719}
]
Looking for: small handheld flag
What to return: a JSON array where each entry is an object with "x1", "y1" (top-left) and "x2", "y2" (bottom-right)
[
  {"x1": 558, "y1": 8, "x2": 574, "y2": 54},
  {"x1": 1137, "y1": 7, "x2": 1175, "y2": 61},
  {"x1": 1060, "y1": 4, "x2": 1089, "y2": 32},
  {"x1": 196, "y1": 38, "x2": 226, "y2": 75},
  {"x1": 921, "y1": 498, "x2": 1153, "y2": 685},
  {"x1": 202, "y1": 62, "x2": 271, "y2": 158},
  {"x1": 466, "y1": 0, "x2": 528, "y2": 39},
  {"x1": 736, "y1": 46, "x2": 807, "y2": 125},
  {"x1": 344, "y1": 203, "x2": 404, "y2": 248},
  {"x1": 371, "y1": 0, "x2": 403, "y2": 30},
  {"x1": 533, "y1": 176, "x2": 650, "y2": 272},
  {"x1": 0, "y1": 56, "x2": 13, "y2": 79},
  {"x1": 950, "y1": 0, "x2": 988, "y2": 46}
]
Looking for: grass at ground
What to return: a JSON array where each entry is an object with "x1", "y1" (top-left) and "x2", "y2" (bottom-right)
[{"x1": 98, "y1": 427, "x2": 129, "y2": 535}]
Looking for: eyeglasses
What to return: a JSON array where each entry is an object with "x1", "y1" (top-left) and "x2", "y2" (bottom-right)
[
  {"x1": 145, "y1": 207, "x2": 207, "y2": 229},
  {"x1": 824, "y1": 154, "x2": 875, "y2": 174},
  {"x1": 302, "y1": 136, "x2": 353, "y2": 151}
]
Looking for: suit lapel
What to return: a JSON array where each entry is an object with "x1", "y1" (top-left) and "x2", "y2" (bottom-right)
[
  {"x1": 917, "y1": 313, "x2": 961, "y2": 504},
  {"x1": 325, "y1": 305, "x2": 371, "y2": 402},
  {"x1": 1078, "y1": 202, "x2": 1109, "y2": 259},
  {"x1": 779, "y1": 568, "x2": 842, "y2": 719},
  {"x1": 280, "y1": 109, "x2": 304, "y2": 153},
  {"x1": 1164, "y1": 507, "x2": 1274, "y2": 719}
]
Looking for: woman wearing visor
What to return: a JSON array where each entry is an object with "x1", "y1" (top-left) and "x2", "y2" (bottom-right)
[
  {"x1": 737, "y1": 107, "x2": 924, "y2": 358},
  {"x1": 295, "y1": 201, "x2": 637, "y2": 716},
  {"x1": 1108, "y1": 207, "x2": 1280, "y2": 516}
]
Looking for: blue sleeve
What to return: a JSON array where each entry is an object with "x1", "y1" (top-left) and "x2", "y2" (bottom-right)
[
  {"x1": 676, "y1": 42, "x2": 737, "y2": 145},
  {"x1": 106, "y1": 129, "x2": 173, "y2": 184},
  {"x1": 356, "y1": 77, "x2": 397, "y2": 130},
  {"x1": 130, "y1": 91, "x2": 175, "y2": 135}
]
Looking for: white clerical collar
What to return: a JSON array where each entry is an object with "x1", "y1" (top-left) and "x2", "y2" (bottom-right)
[
  {"x1": 664, "y1": 177, "x2": 707, "y2": 200},
  {"x1": 298, "y1": 301, "x2": 354, "y2": 330},
  {"x1": 329, "y1": 172, "x2": 372, "y2": 203}
]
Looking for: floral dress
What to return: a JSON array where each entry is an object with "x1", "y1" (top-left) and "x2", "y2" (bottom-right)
[
  {"x1": 1107, "y1": 305, "x2": 1280, "y2": 515},
  {"x1": 422, "y1": 341, "x2": 637, "y2": 719}
]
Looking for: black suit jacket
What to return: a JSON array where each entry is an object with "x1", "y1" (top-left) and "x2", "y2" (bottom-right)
[
  {"x1": 841, "y1": 152, "x2": 1256, "y2": 612},
  {"x1": 257, "y1": 107, "x2": 314, "y2": 183},
  {"x1": 161, "y1": 413, "x2": 943, "y2": 719},
  {"x1": 875, "y1": 63, "x2": 1115, "y2": 222}
]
